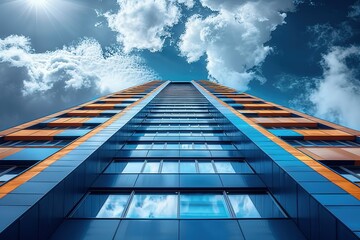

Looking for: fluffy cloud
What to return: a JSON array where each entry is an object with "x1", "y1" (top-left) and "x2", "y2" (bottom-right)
[
  {"x1": 104, "y1": 0, "x2": 193, "y2": 53},
  {"x1": 179, "y1": 0, "x2": 295, "y2": 91},
  {"x1": 309, "y1": 46, "x2": 360, "y2": 130},
  {"x1": 0, "y1": 35, "x2": 158, "y2": 130},
  {"x1": 348, "y1": 0, "x2": 360, "y2": 20}
]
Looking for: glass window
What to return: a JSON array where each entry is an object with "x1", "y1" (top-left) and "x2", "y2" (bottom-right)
[
  {"x1": 166, "y1": 143, "x2": 179, "y2": 149},
  {"x1": 72, "y1": 194, "x2": 130, "y2": 218},
  {"x1": 143, "y1": 162, "x2": 160, "y2": 173},
  {"x1": 180, "y1": 162, "x2": 197, "y2": 173},
  {"x1": 228, "y1": 194, "x2": 260, "y2": 218},
  {"x1": 228, "y1": 194, "x2": 284, "y2": 218},
  {"x1": 152, "y1": 143, "x2": 165, "y2": 149},
  {"x1": 180, "y1": 194, "x2": 230, "y2": 218},
  {"x1": 181, "y1": 143, "x2": 192, "y2": 150},
  {"x1": 0, "y1": 166, "x2": 27, "y2": 182},
  {"x1": 126, "y1": 194, "x2": 178, "y2": 218},
  {"x1": 122, "y1": 162, "x2": 144, "y2": 173},
  {"x1": 193, "y1": 143, "x2": 207, "y2": 150},
  {"x1": 198, "y1": 162, "x2": 215, "y2": 173},
  {"x1": 97, "y1": 195, "x2": 129, "y2": 218},
  {"x1": 214, "y1": 162, "x2": 235, "y2": 173},
  {"x1": 161, "y1": 162, "x2": 178, "y2": 173}
]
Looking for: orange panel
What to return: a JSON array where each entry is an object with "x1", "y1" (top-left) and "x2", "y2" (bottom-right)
[
  {"x1": 83, "y1": 104, "x2": 116, "y2": 110},
  {"x1": 243, "y1": 104, "x2": 276, "y2": 109},
  {"x1": 252, "y1": 117, "x2": 317, "y2": 127},
  {"x1": 0, "y1": 148, "x2": 23, "y2": 159},
  {"x1": 298, "y1": 147, "x2": 360, "y2": 161},
  {"x1": 295, "y1": 129, "x2": 355, "y2": 141},
  {"x1": 48, "y1": 118, "x2": 89, "y2": 127},
  {"x1": 67, "y1": 110, "x2": 103, "y2": 117},
  {"x1": 238, "y1": 110, "x2": 291, "y2": 117},
  {"x1": 5, "y1": 129, "x2": 63, "y2": 141}
]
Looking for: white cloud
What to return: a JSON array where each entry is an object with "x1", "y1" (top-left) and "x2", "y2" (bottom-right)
[
  {"x1": 0, "y1": 35, "x2": 158, "y2": 130},
  {"x1": 104, "y1": 0, "x2": 193, "y2": 53},
  {"x1": 348, "y1": 0, "x2": 360, "y2": 20},
  {"x1": 0, "y1": 35, "x2": 158, "y2": 95},
  {"x1": 309, "y1": 46, "x2": 360, "y2": 130},
  {"x1": 178, "y1": 0, "x2": 295, "y2": 91}
]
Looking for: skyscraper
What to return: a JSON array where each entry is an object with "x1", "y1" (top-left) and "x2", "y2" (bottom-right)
[{"x1": 0, "y1": 80, "x2": 359, "y2": 239}]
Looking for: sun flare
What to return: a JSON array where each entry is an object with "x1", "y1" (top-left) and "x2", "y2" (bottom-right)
[{"x1": 27, "y1": 0, "x2": 49, "y2": 8}]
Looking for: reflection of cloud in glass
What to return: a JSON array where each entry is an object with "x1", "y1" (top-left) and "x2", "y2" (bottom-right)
[
  {"x1": 198, "y1": 162, "x2": 215, "y2": 173},
  {"x1": 215, "y1": 162, "x2": 235, "y2": 173},
  {"x1": 161, "y1": 162, "x2": 178, "y2": 173},
  {"x1": 126, "y1": 194, "x2": 178, "y2": 218},
  {"x1": 122, "y1": 162, "x2": 143, "y2": 173},
  {"x1": 143, "y1": 162, "x2": 160, "y2": 173},
  {"x1": 228, "y1": 195, "x2": 261, "y2": 218},
  {"x1": 97, "y1": 195, "x2": 129, "y2": 218},
  {"x1": 180, "y1": 194, "x2": 230, "y2": 218},
  {"x1": 180, "y1": 162, "x2": 196, "y2": 173}
]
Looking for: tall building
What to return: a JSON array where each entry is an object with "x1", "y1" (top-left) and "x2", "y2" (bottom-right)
[{"x1": 0, "y1": 80, "x2": 359, "y2": 240}]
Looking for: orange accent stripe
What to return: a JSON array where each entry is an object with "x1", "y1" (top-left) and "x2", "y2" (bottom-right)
[
  {"x1": 194, "y1": 81, "x2": 360, "y2": 200},
  {"x1": 0, "y1": 81, "x2": 166, "y2": 197}
]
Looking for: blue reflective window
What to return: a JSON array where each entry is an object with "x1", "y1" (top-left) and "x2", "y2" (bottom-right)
[
  {"x1": 214, "y1": 162, "x2": 235, "y2": 173},
  {"x1": 123, "y1": 162, "x2": 144, "y2": 173},
  {"x1": 97, "y1": 195, "x2": 129, "y2": 218},
  {"x1": 126, "y1": 194, "x2": 178, "y2": 218},
  {"x1": 72, "y1": 194, "x2": 130, "y2": 218},
  {"x1": 166, "y1": 143, "x2": 179, "y2": 149},
  {"x1": 198, "y1": 162, "x2": 215, "y2": 173},
  {"x1": 180, "y1": 162, "x2": 197, "y2": 173},
  {"x1": 143, "y1": 162, "x2": 160, "y2": 173},
  {"x1": 180, "y1": 194, "x2": 230, "y2": 218},
  {"x1": 228, "y1": 194, "x2": 285, "y2": 218},
  {"x1": 152, "y1": 143, "x2": 165, "y2": 149},
  {"x1": 161, "y1": 162, "x2": 178, "y2": 173}
]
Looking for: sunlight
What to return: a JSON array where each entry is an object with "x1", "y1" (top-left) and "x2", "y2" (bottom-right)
[{"x1": 27, "y1": 0, "x2": 49, "y2": 8}]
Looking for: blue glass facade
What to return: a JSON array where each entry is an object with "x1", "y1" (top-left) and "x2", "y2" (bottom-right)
[{"x1": 0, "y1": 81, "x2": 359, "y2": 239}]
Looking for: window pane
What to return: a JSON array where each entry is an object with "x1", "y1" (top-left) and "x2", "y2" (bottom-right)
[
  {"x1": 126, "y1": 194, "x2": 178, "y2": 218},
  {"x1": 72, "y1": 194, "x2": 129, "y2": 218},
  {"x1": 180, "y1": 162, "x2": 197, "y2": 173},
  {"x1": 166, "y1": 143, "x2": 179, "y2": 149},
  {"x1": 122, "y1": 162, "x2": 144, "y2": 173},
  {"x1": 228, "y1": 194, "x2": 285, "y2": 218},
  {"x1": 181, "y1": 143, "x2": 192, "y2": 149},
  {"x1": 180, "y1": 194, "x2": 230, "y2": 218},
  {"x1": 97, "y1": 195, "x2": 129, "y2": 218},
  {"x1": 228, "y1": 195, "x2": 260, "y2": 218},
  {"x1": 162, "y1": 162, "x2": 178, "y2": 173},
  {"x1": 193, "y1": 143, "x2": 207, "y2": 150},
  {"x1": 198, "y1": 162, "x2": 215, "y2": 173},
  {"x1": 215, "y1": 162, "x2": 235, "y2": 173},
  {"x1": 143, "y1": 162, "x2": 160, "y2": 173}
]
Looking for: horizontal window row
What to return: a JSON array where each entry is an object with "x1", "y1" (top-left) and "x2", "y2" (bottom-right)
[
  {"x1": 132, "y1": 131, "x2": 226, "y2": 137},
  {"x1": 72, "y1": 192, "x2": 284, "y2": 219},
  {"x1": 0, "y1": 140, "x2": 71, "y2": 147},
  {"x1": 140, "y1": 124, "x2": 221, "y2": 127},
  {"x1": 105, "y1": 160, "x2": 253, "y2": 174},
  {"x1": 122, "y1": 143, "x2": 236, "y2": 150},
  {"x1": 0, "y1": 165, "x2": 29, "y2": 186},
  {"x1": 287, "y1": 140, "x2": 360, "y2": 147}
]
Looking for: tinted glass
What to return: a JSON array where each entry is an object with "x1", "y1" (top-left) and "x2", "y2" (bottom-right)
[
  {"x1": 180, "y1": 194, "x2": 230, "y2": 218},
  {"x1": 126, "y1": 194, "x2": 178, "y2": 218},
  {"x1": 180, "y1": 162, "x2": 197, "y2": 173}
]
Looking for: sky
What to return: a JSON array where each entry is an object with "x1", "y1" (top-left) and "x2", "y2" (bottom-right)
[{"x1": 0, "y1": 0, "x2": 359, "y2": 131}]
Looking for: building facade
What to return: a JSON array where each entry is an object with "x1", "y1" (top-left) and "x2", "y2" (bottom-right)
[{"x1": 0, "y1": 80, "x2": 359, "y2": 239}]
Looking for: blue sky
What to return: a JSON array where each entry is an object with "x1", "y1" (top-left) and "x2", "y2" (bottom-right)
[{"x1": 0, "y1": 0, "x2": 359, "y2": 130}]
